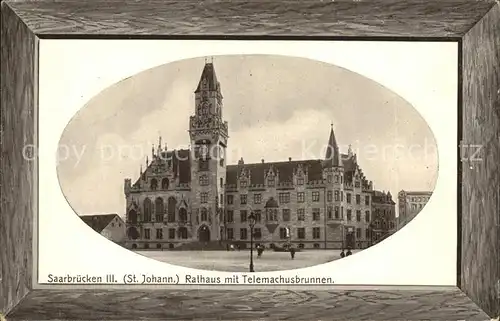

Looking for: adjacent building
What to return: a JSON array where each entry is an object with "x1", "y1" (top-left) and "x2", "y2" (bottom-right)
[
  {"x1": 369, "y1": 191, "x2": 396, "y2": 245},
  {"x1": 397, "y1": 190, "x2": 433, "y2": 229},
  {"x1": 123, "y1": 61, "x2": 388, "y2": 250},
  {"x1": 80, "y1": 214, "x2": 126, "y2": 244}
]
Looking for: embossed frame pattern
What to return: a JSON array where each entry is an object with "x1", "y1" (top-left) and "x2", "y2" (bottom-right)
[{"x1": 1, "y1": 1, "x2": 499, "y2": 320}]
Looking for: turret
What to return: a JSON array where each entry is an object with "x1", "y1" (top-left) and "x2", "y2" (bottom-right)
[{"x1": 124, "y1": 178, "x2": 131, "y2": 196}]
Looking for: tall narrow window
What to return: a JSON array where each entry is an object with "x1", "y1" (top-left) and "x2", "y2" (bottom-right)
[
  {"x1": 155, "y1": 197, "x2": 164, "y2": 222},
  {"x1": 143, "y1": 198, "x2": 152, "y2": 222}
]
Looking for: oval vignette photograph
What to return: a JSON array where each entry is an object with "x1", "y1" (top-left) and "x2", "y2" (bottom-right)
[{"x1": 57, "y1": 55, "x2": 438, "y2": 272}]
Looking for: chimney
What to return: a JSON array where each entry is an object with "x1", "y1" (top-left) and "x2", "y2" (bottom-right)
[{"x1": 289, "y1": 157, "x2": 292, "y2": 162}]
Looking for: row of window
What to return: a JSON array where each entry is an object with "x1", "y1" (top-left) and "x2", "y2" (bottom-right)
[
  {"x1": 143, "y1": 227, "x2": 189, "y2": 240},
  {"x1": 144, "y1": 227, "x2": 376, "y2": 241},
  {"x1": 226, "y1": 192, "x2": 370, "y2": 205},
  {"x1": 410, "y1": 203, "x2": 425, "y2": 210},
  {"x1": 409, "y1": 196, "x2": 429, "y2": 203},
  {"x1": 372, "y1": 220, "x2": 396, "y2": 230},
  {"x1": 236, "y1": 174, "x2": 364, "y2": 188},
  {"x1": 148, "y1": 178, "x2": 170, "y2": 191},
  {"x1": 224, "y1": 208, "x2": 372, "y2": 223},
  {"x1": 132, "y1": 243, "x2": 327, "y2": 250}
]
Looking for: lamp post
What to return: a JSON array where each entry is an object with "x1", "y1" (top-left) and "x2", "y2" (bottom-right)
[{"x1": 248, "y1": 211, "x2": 256, "y2": 273}]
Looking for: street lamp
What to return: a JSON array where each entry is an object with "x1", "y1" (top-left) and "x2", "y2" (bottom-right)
[{"x1": 248, "y1": 211, "x2": 256, "y2": 273}]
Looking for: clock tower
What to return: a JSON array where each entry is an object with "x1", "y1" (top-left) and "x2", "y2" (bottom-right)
[{"x1": 189, "y1": 60, "x2": 229, "y2": 242}]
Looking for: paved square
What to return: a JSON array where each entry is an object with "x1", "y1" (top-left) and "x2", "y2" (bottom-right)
[{"x1": 136, "y1": 249, "x2": 360, "y2": 271}]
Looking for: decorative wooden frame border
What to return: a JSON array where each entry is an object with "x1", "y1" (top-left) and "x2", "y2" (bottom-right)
[{"x1": 1, "y1": 1, "x2": 499, "y2": 320}]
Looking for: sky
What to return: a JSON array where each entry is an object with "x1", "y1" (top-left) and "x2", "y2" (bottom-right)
[{"x1": 57, "y1": 55, "x2": 438, "y2": 217}]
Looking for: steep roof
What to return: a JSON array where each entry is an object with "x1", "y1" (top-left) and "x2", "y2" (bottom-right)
[
  {"x1": 80, "y1": 214, "x2": 119, "y2": 233},
  {"x1": 324, "y1": 126, "x2": 340, "y2": 167},
  {"x1": 226, "y1": 159, "x2": 324, "y2": 186},
  {"x1": 195, "y1": 62, "x2": 220, "y2": 93},
  {"x1": 133, "y1": 149, "x2": 191, "y2": 187},
  {"x1": 372, "y1": 190, "x2": 396, "y2": 205}
]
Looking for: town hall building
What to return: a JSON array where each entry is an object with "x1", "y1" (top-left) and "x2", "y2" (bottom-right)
[{"x1": 124, "y1": 61, "x2": 391, "y2": 250}]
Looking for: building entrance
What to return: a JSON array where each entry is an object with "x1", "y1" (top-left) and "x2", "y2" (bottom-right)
[{"x1": 198, "y1": 225, "x2": 211, "y2": 242}]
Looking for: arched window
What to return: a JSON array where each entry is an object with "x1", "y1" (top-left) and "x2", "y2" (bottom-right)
[
  {"x1": 150, "y1": 178, "x2": 158, "y2": 190},
  {"x1": 128, "y1": 209, "x2": 138, "y2": 224},
  {"x1": 155, "y1": 197, "x2": 164, "y2": 222},
  {"x1": 179, "y1": 208, "x2": 188, "y2": 222},
  {"x1": 167, "y1": 197, "x2": 176, "y2": 222},
  {"x1": 201, "y1": 208, "x2": 208, "y2": 222},
  {"x1": 161, "y1": 178, "x2": 169, "y2": 190},
  {"x1": 143, "y1": 198, "x2": 152, "y2": 222}
]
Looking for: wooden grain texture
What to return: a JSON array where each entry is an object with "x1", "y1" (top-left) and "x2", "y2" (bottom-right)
[
  {"x1": 0, "y1": 2, "x2": 37, "y2": 316},
  {"x1": 6, "y1": 0, "x2": 497, "y2": 37},
  {"x1": 461, "y1": 4, "x2": 500, "y2": 319},
  {"x1": 6, "y1": 288, "x2": 492, "y2": 320}
]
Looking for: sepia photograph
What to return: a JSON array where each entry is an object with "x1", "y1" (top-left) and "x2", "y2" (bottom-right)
[
  {"x1": 2, "y1": 1, "x2": 499, "y2": 320},
  {"x1": 57, "y1": 54, "x2": 438, "y2": 273}
]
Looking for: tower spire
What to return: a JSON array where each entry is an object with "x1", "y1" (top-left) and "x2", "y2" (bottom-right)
[
  {"x1": 324, "y1": 124, "x2": 340, "y2": 167},
  {"x1": 195, "y1": 60, "x2": 219, "y2": 93}
]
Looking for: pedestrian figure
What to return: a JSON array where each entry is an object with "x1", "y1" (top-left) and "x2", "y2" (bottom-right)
[
  {"x1": 340, "y1": 249, "x2": 345, "y2": 258},
  {"x1": 290, "y1": 247, "x2": 296, "y2": 259},
  {"x1": 346, "y1": 248, "x2": 352, "y2": 256},
  {"x1": 257, "y1": 245, "x2": 264, "y2": 257}
]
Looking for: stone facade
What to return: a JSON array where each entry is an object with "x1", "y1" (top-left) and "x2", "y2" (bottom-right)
[
  {"x1": 369, "y1": 191, "x2": 397, "y2": 245},
  {"x1": 123, "y1": 61, "x2": 390, "y2": 250},
  {"x1": 397, "y1": 190, "x2": 433, "y2": 229}
]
